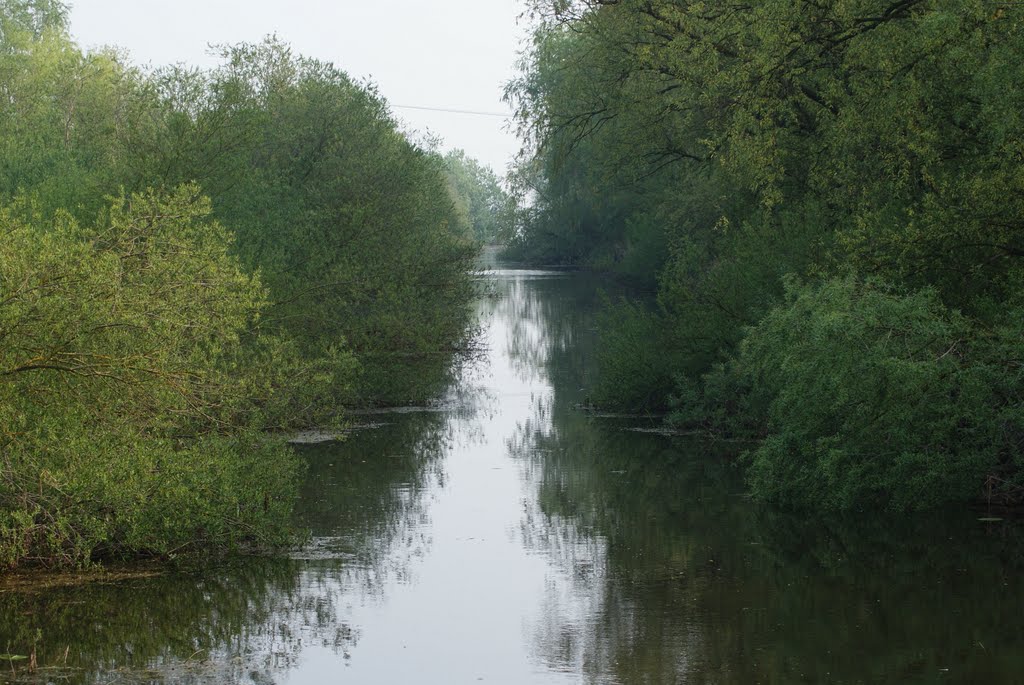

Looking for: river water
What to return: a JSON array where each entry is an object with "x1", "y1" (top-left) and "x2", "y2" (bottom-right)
[{"x1": 2, "y1": 258, "x2": 1023, "y2": 683}]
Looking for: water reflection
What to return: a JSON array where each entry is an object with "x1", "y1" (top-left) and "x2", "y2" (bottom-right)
[
  {"x1": 505, "y1": 281, "x2": 1024, "y2": 683},
  {"x1": 0, "y1": 560, "x2": 349, "y2": 683},
  {"x1": 2, "y1": 260, "x2": 1023, "y2": 683},
  {"x1": 0, "y1": 404, "x2": 459, "y2": 683},
  {"x1": 521, "y1": 422, "x2": 1024, "y2": 683}
]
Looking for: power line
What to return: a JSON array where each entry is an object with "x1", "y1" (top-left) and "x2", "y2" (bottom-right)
[{"x1": 392, "y1": 104, "x2": 513, "y2": 118}]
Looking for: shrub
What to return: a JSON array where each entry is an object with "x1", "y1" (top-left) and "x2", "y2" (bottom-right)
[
  {"x1": 591, "y1": 299, "x2": 676, "y2": 411},
  {"x1": 740, "y1": 277, "x2": 1001, "y2": 511},
  {"x1": 0, "y1": 187, "x2": 311, "y2": 567}
]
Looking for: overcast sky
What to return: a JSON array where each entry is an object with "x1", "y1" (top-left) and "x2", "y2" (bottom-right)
[{"x1": 68, "y1": 0, "x2": 528, "y2": 176}]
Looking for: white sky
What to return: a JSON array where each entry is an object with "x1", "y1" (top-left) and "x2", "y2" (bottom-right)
[{"x1": 68, "y1": 0, "x2": 528, "y2": 176}]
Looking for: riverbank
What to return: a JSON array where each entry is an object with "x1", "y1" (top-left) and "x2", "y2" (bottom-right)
[{"x1": 2, "y1": 262, "x2": 1023, "y2": 683}]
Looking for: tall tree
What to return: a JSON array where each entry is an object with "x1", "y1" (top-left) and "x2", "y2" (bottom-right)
[{"x1": 507, "y1": 0, "x2": 1024, "y2": 509}]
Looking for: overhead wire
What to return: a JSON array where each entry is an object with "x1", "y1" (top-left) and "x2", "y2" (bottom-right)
[{"x1": 392, "y1": 104, "x2": 512, "y2": 118}]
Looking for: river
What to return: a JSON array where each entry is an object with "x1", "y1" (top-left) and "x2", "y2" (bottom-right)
[{"x1": 1, "y1": 255, "x2": 1022, "y2": 683}]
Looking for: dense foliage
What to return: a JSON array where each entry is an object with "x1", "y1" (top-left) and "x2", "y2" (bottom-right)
[
  {"x1": 442, "y1": 148, "x2": 510, "y2": 245},
  {"x1": 0, "y1": 187, "x2": 306, "y2": 566},
  {"x1": 140, "y1": 42, "x2": 483, "y2": 404},
  {"x1": 506, "y1": 0, "x2": 1024, "y2": 510},
  {"x1": 0, "y1": 1, "x2": 497, "y2": 567}
]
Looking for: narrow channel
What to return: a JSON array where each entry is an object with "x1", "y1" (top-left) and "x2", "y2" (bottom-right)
[{"x1": 1, "y1": 254, "x2": 1022, "y2": 683}]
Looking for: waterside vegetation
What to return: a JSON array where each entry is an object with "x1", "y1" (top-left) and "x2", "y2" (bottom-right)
[
  {"x1": 504, "y1": 0, "x2": 1024, "y2": 511},
  {"x1": 0, "y1": 1, "x2": 504, "y2": 568}
]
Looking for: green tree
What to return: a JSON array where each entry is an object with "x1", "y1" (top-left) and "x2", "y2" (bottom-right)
[
  {"x1": 740, "y1": 278, "x2": 1007, "y2": 511},
  {"x1": 142, "y1": 39, "x2": 479, "y2": 404},
  {"x1": 0, "y1": 2, "x2": 151, "y2": 218},
  {"x1": 0, "y1": 0, "x2": 67, "y2": 39},
  {"x1": 0, "y1": 186, "x2": 314, "y2": 567},
  {"x1": 507, "y1": 0, "x2": 1024, "y2": 509},
  {"x1": 441, "y1": 149, "x2": 510, "y2": 244}
]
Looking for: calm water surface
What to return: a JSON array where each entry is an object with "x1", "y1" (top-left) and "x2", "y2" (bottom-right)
[{"x1": 2, "y1": 259, "x2": 1024, "y2": 683}]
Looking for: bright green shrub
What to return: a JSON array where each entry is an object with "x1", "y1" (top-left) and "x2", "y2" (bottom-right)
[{"x1": 0, "y1": 187, "x2": 313, "y2": 567}]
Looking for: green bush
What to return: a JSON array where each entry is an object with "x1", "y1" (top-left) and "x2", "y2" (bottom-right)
[
  {"x1": 591, "y1": 300, "x2": 676, "y2": 412},
  {"x1": 0, "y1": 187, "x2": 310, "y2": 567},
  {"x1": 668, "y1": 360, "x2": 766, "y2": 438},
  {"x1": 740, "y1": 277, "x2": 1003, "y2": 511},
  {"x1": 0, "y1": 420, "x2": 301, "y2": 567}
]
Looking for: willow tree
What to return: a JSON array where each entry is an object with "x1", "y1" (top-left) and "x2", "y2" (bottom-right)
[
  {"x1": 508, "y1": 0, "x2": 1024, "y2": 509},
  {"x1": 441, "y1": 149, "x2": 511, "y2": 245},
  {"x1": 0, "y1": 186, "x2": 324, "y2": 567},
  {"x1": 0, "y1": 0, "x2": 152, "y2": 217},
  {"x1": 140, "y1": 39, "x2": 479, "y2": 405}
]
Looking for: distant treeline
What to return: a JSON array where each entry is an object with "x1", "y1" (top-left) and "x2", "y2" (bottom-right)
[
  {"x1": 0, "y1": 0, "x2": 505, "y2": 567},
  {"x1": 505, "y1": 0, "x2": 1024, "y2": 511}
]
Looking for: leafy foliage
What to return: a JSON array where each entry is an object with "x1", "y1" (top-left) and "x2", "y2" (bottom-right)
[
  {"x1": 0, "y1": 5, "x2": 486, "y2": 566},
  {"x1": 441, "y1": 148, "x2": 511, "y2": 244},
  {"x1": 590, "y1": 299, "x2": 676, "y2": 412},
  {"x1": 140, "y1": 40, "x2": 480, "y2": 404},
  {"x1": 508, "y1": 0, "x2": 1024, "y2": 509},
  {"x1": 0, "y1": 187, "x2": 308, "y2": 567},
  {"x1": 740, "y1": 278, "x2": 1015, "y2": 511}
]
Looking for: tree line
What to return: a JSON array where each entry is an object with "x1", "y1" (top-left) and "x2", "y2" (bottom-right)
[
  {"x1": 0, "y1": 0, "x2": 505, "y2": 567},
  {"x1": 504, "y1": 0, "x2": 1024, "y2": 511}
]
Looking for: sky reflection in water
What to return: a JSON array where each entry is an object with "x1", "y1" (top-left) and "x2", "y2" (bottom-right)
[{"x1": 1, "y1": 263, "x2": 1023, "y2": 684}]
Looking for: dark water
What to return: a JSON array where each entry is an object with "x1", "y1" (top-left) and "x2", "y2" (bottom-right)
[{"x1": 2, "y1": 258, "x2": 1024, "y2": 683}]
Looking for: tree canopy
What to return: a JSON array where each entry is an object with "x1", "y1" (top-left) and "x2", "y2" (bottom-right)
[
  {"x1": 0, "y1": 5, "x2": 496, "y2": 566},
  {"x1": 506, "y1": 0, "x2": 1024, "y2": 510}
]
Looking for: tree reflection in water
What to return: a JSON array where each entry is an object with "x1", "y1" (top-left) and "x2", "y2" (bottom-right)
[
  {"x1": 502, "y1": 265, "x2": 1024, "y2": 684},
  {"x1": 3, "y1": 263, "x2": 1024, "y2": 684},
  {"x1": 0, "y1": 406, "x2": 459, "y2": 684}
]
